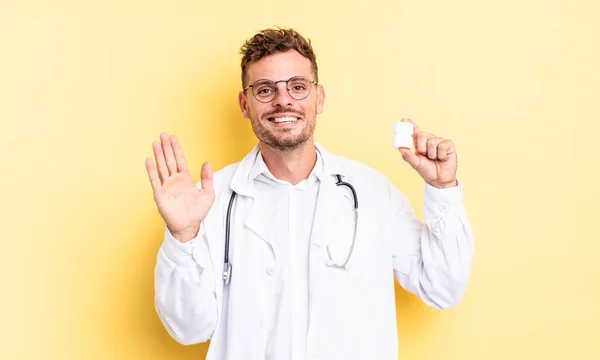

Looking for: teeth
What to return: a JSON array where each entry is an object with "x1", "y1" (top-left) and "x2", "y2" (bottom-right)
[{"x1": 272, "y1": 116, "x2": 299, "y2": 123}]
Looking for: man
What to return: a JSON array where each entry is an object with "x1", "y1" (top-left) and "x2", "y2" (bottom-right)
[{"x1": 146, "y1": 28, "x2": 474, "y2": 360}]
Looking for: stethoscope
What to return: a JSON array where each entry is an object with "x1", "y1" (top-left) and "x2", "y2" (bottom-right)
[{"x1": 222, "y1": 174, "x2": 358, "y2": 285}]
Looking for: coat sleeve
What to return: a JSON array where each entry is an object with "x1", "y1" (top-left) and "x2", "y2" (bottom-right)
[
  {"x1": 390, "y1": 179, "x2": 474, "y2": 310},
  {"x1": 154, "y1": 224, "x2": 218, "y2": 344}
]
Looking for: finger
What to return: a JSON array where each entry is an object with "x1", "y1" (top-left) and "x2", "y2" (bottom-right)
[
  {"x1": 152, "y1": 140, "x2": 168, "y2": 183},
  {"x1": 160, "y1": 133, "x2": 178, "y2": 176},
  {"x1": 170, "y1": 135, "x2": 189, "y2": 173},
  {"x1": 200, "y1": 161, "x2": 214, "y2": 192},
  {"x1": 398, "y1": 148, "x2": 421, "y2": 171},
  {"x1": 416, "y1": 131, "x2": 435, "y2": 155},
  {"x1": 437, "y1": 140, "x2": 456, "y2": 161},
  {"x1": 400, "y1": 117, "x2": 421, "y2": 134},
  {"x1": 145, "y1": 157, "x2": 161, "y2": 193},
  {"x1": 401, "y1": 118, "x2": 421, "y2": 148},
  {"x1": 427, "y1": 137, "x2": 444, "y2": 160}
]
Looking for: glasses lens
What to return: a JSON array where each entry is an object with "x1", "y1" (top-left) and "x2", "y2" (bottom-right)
[
  {"x1": 287, "y1": 77, "x2": 311, "y2": 99},
  {"x1": 252, "y1": 80, "x2": 276, "y2": 102}
]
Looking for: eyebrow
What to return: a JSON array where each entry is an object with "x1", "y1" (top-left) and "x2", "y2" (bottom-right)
[{"x1": 253, "y1": 76, "x2": 309, "y2": 83}]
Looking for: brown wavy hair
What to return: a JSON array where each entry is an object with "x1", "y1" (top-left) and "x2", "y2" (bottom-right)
[{"x1": 240, "y1": 27, "x2": 318, "y2": 88}]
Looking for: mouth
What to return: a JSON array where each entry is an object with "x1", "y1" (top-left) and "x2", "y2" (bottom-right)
[{"x1": 267, "y1": 115, "x2": 301, "y2": 124}]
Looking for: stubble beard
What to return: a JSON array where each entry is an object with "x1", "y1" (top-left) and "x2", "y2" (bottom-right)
[{"x1": 249, "y1": 110, "x2": 316, "y2": 151}]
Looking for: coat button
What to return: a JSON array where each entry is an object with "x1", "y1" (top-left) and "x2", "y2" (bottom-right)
[{"x1": 266, "y1": 267, "x2": 275, "y2": 275}]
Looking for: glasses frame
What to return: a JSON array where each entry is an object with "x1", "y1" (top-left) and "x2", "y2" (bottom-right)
[{"x1": 242, "y1": 76, "x2": 318, "y2": 103}]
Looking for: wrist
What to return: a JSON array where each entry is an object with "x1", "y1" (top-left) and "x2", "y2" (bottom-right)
[
  {"x1": 170, "y1": 225, "x2": 200, "y2": 243},
  {"x1": 428, "y1": 178, "x2": 458, "y2": 189}
]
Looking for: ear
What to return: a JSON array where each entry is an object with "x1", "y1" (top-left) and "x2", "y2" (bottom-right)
[
  {"x1": 238, "y1": 91, "x2": 250, "y2": 119},
  {"x1": 316, "y1": 84, "x2": 325, "y2": 114}
]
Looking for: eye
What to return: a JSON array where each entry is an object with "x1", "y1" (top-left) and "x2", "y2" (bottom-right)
[
  {"x1": 288, "y1": 78, "x2": 310, "y2": 93},
  {"x1": 254, "y1": 83, "x2": 276, "y2": 97},
  {"x1": 256, "y1": 87, "x2": 273, "y2": 95}
]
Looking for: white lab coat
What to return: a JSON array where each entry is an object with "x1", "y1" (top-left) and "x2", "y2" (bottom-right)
[{"x1": 154, "y1": 143, "x2": 474, "y2": 360}]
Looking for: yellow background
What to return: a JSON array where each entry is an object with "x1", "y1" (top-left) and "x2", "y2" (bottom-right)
[{"x1": 2, "y1": 0, "x2": 599, "y2": 359}]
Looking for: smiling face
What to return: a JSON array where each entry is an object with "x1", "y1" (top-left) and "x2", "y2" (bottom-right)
[{"x1": 238, "y1": 50, "x2": 325, "y2": 151}]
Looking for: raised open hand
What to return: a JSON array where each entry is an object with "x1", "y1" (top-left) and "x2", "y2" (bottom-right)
[{"x1": 145, "y1": 133, "x2": 215, "y2": 243}]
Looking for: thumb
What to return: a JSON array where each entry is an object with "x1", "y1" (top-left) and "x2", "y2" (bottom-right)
[
  {"x1": 200, "y1": 161, "x2": 214, "y2": 192},
  {"x1": 398, "y1": 148, "x2": 420, "y2": 170}
]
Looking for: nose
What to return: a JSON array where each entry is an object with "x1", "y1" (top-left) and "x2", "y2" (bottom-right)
[{"x1": 272, "y1": 82, "x2": 294, "y2": 107}]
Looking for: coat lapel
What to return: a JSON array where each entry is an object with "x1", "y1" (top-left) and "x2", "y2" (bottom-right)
[
  {"x1": 309, "y1": 172, "x2": 350, "y2": 252},
  {"x1": 243, "y1": 196, "x2": 275, "y2": 258},
  {"x1": 229, "y1": 145, "x2": 276, "y2": 260},
  {"x1": 310, "y1": 143, "x2": 352, "y2": 252}
]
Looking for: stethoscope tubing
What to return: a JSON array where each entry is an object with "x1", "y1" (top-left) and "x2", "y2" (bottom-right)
[{"x1": 222, "y1": 174, "x2": 357, "y2": 284}]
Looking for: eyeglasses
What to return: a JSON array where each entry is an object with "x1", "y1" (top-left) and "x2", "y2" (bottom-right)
[{"x1": 243, "y1": 76, "x2": 318, "y2": 103}]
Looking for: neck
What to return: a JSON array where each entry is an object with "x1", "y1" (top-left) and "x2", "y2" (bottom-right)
[{"x1": 259, "y1": 139, "x2": 317, "y2": 185}]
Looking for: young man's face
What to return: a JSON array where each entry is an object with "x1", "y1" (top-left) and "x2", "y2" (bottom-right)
[{"x1": 238, "y1": 50, "x2": 325, "y2": 151}]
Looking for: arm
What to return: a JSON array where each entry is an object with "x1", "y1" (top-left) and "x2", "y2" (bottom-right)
[
  {"x1": 392, "y1": 118, "x2": 474, "y2": 309},
  {"x1": 391, "y1": 180, "x2": 474, "y2": 310},
  {"x1": 145, "y1": 132, "x2": 217, "y2": 344},
  {"x1": 154, "y1": 225, "x2": 218, "y2": 344}
]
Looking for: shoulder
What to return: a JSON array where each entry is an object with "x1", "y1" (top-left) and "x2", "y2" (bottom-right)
[
  {"x1": 327, "y1": 152, "x2": 413, "y2": 216},
  {"x1": 213, "y1": 163, "x2": 238, "y2": 189},
  {"x1": 328, "y1": 153, "x2": 390, "y2": 188}
]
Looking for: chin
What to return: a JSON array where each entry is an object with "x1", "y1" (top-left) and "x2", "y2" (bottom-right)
[{"x1": 264, "y1": 137, "x2": 309, "y2": 151}]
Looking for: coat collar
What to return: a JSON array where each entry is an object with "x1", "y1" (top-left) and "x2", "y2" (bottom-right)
[{"x1": 229, "y1": 142, "x2": 348, "y2": 197}]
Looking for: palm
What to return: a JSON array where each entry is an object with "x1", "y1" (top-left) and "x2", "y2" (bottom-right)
[{"x1": 154, "y1": 172, "x2": 214, "y2": 234}]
